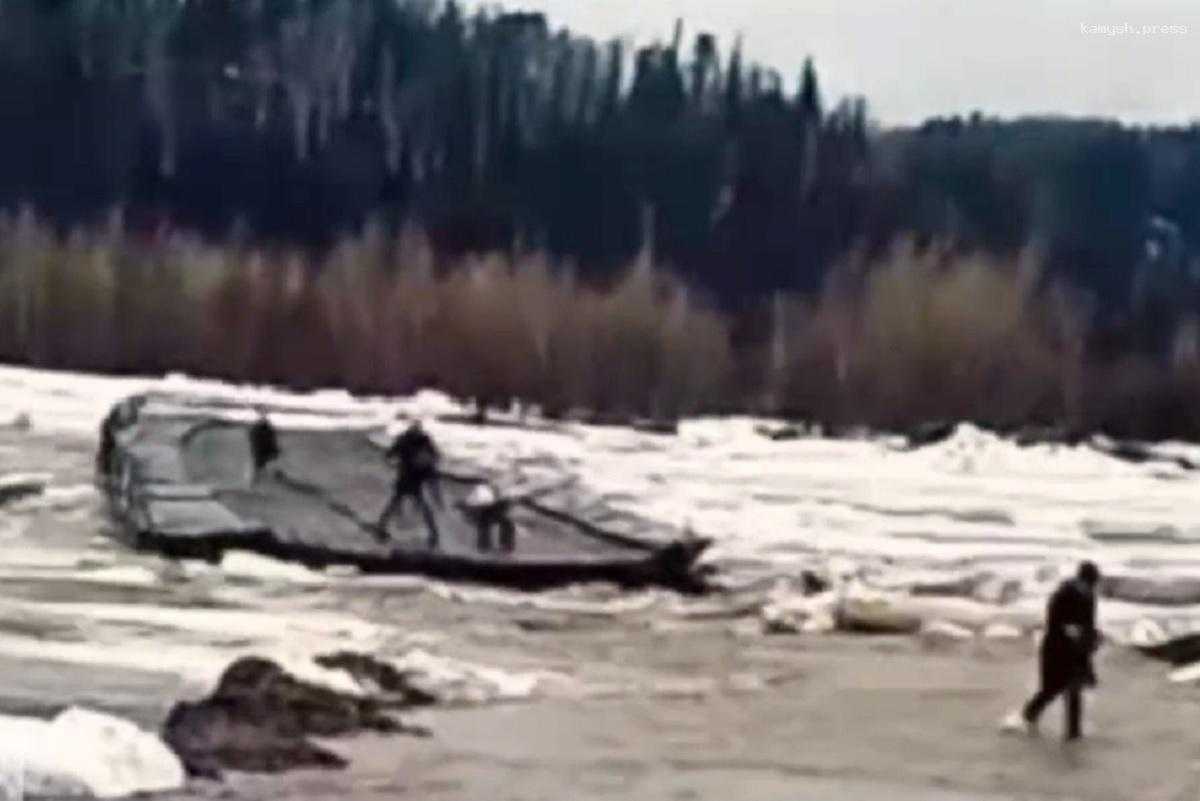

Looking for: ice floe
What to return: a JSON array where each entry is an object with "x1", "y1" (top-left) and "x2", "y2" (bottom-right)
[{"x1": 0, "y1": 707, "x2": 184, "y2": 798}]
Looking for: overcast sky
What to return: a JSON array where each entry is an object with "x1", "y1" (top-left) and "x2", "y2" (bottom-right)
[{"x1": 498, "y1": 0, "x2": 1200, "y2": 127}]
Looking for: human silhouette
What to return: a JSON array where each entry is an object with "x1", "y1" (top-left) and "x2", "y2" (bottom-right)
[
  {"x1": 460, "y1": 482, "x2": 517, "y2": 553},
  {"x1": 376, "y1": 421, "x2": 442, "y2": 548},
  {"x1": 1021, "y1": 561, "x2": 1102, "y2": 740},
  {"x1": 246, "y1": 409, "x2": 280, "y2": 486}
]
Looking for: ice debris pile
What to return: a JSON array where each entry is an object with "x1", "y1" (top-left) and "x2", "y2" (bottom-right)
[{"x1": 0, "y1": 707, "x2": 185, "y2": 798}]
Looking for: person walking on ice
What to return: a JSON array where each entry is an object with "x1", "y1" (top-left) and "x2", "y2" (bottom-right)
[
  {"x1": 246, "y1": 408, "x2": 280, "y2": 486},
  {"x1": 376, "y1": 419, "x2": 443, "y2": 548},
  {"x1": 1006, "y1": 560, "x2": 1103, "y2": 741}
]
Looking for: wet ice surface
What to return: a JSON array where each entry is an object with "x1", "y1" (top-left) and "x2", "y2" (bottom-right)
[{"x1": 3, "y1": 365, "x2": 1200, "y2": 799}]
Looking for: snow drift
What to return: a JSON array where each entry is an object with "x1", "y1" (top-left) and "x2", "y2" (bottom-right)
[{"x1": 0, "y1": 707, "x2": 184, "y2": 798}]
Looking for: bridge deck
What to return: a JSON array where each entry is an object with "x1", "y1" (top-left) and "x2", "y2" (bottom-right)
[{"x1": 103, "y1": 396, "x2": 708, "y2": 591}]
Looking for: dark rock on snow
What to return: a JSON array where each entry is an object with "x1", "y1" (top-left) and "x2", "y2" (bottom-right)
[
  {"x1": 315, "y1": 651, "x2": 437, "y2": 707},
  {"x1": 1100, "y1": 575, "x2": 1200, "y2": 607},
  {"x1": 0, "y1": 474, "x2": 47, "y2": 506},
  {"x1": 903, "y1": 420, "x2": 957, "y2": 449},
  {"x1": 163, "y1": 655, "x2": 430, "y2": 779},
  {"x1": 1087, "y1": 439, "x2": 1197, "y2": 471},
  {"x1": 754, "y1": 424, "x2": 806, "y2": 442},
  {"x1": 1134, "y1": 632, "x2": 1200, "y2": 666}
]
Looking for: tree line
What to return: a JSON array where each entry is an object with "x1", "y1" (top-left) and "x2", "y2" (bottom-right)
[{"x1": 1, "y1": 0, "x2": 1199, "y2": 357}]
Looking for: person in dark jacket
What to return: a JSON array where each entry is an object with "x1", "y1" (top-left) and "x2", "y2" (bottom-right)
[
  {"x1": 376, "y1": 420, "x2": 442, "y2": 547},
  {"x1": 96, "y1": 395, "x2": 146, "y2": 481},
  {"x1": 1021, "y1": 560, "x2": 1102, "y2": 740},
  {"x1": 246, "y1": 409, "x2": 280, "y2": 486},
  {"x1": 97, "y1": 405, "x2": 123, "y2": 479}
]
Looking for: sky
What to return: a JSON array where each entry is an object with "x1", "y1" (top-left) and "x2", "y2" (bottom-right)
[{"x1": 494, "y1": 0, "x2": 1200, "y2": 127}]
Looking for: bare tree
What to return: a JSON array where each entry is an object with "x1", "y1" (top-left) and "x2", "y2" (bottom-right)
[
  {"x1": 145, "y1": 3, "x2": 181, "y2": 178},
  {"x1": 279, "y1": 14, "x2": 316, "y2": 162}
]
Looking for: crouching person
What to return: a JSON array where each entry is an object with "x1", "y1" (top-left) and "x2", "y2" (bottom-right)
[{"x1": 460, "y1": 482, "x2": 517, "y2": 553}]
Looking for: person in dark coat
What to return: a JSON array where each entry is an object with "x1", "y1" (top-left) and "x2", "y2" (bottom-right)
[
  {"x1": 376, "y1": 421, "x2": 442, "y2": 548},
  {"x1": 97, "y1": 405, "x2": 122, "y2": 479},
  {"x1": 96, "y1": 395, "x2": 146, "y2": 480},
  {"x1": 1021, "y1": 560, "x2": 1102, "y2": 740},
  {"x1": 246, "y1": 409, "x2": 281, "y2": 486}
]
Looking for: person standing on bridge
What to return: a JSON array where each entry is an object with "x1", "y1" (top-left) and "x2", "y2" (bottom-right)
[
  {"x1": 376, "y1": 419, "x2": 443, "y2": 548},
  {"x1": 1012, "y1": 560, "x2": 1103, "y2": 741},
  {"x1": 246, "y1": 408, "x2": 280, "y2": 486},
  {"x1": 96, "y1": 395, "x2": 146, "y2": 482},
  {"x1": 460, "y1": 482, "x2": 517, "y2": 553}
]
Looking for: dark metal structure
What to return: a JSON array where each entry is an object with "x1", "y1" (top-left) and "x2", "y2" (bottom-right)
[{"x1": 98, "y1": 393, "x2": 711, "y2": 593}]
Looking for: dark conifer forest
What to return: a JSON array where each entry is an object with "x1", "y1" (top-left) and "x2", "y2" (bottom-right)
[{"x1": 3, "y1": 1, "x2": 1200, "y2": 437}]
